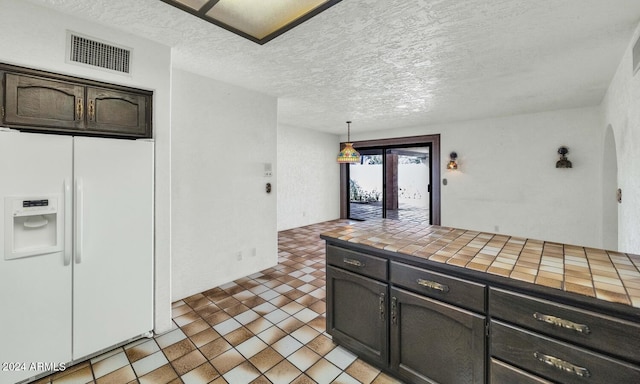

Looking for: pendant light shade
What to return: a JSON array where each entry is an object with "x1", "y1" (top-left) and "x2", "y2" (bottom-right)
[{"x1": 337, "y1": 121, "x2": 361, "y2": 163}]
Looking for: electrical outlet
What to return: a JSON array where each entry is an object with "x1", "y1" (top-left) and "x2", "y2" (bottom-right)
[
  {"x1": 236, "y1": 252, "x2": 242, "y2": 261},
  {"x1": 250, "y1": 248, "x2": 256, "y2": 257}
]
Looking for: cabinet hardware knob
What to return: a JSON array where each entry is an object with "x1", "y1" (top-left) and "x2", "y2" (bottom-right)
[
  {"x1": 391, "y1": 296, "x2": 397, "y2": 325},
  {"x1": 88, "y1": 99, "x2": 95, "y2": 121},
  {"x1": 76, "y1": 98, "x2": 83, "y2": 120},
  {"x1": 417, "y1": 278, "x2": 449, "y2": 293},
  {"x1": 343, "y1": 258, "x2": 365, "y2": 267},
  {"x1": 534, "y1": 352, "x2": 591, "y2": 378},
  {"x1": 533, "y1": 312, "x2": 591, "y2": 334}
]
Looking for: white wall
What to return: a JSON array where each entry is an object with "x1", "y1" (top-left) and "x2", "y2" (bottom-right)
[
  {"x1": 602, "y1": 21, "x2": 640, "y2": 254},
  {"x1": 277, "y1": 123, "x2": 341, "y2": 230},
  {"x1": 0, "y1": 0, "x2": 173, "y2": 332},
  {"x1": 347, "y1": 107, "x2": 603, "y2": 248},
  {"x1": 172, "y1": 69, "x2": 277, "y2": 301},
  {"x1": 602, "y1": 125, "x2": 619, "y2": 250}
]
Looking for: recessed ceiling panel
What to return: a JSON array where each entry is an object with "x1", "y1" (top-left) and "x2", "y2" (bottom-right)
[
  {"x1": 174, "y1": 0, "x2": 208, "y2": 10},
  {"x1": 207, "y1": 0, "x2": 329, "y2": 40},
  {"x1": 161, "y1": 0, "x2": 342, "y2": 44}
]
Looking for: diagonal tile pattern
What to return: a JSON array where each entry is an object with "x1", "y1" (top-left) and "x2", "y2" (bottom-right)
[{"x1": 33, "y1": 220, "x2": 404, "y2": 384}]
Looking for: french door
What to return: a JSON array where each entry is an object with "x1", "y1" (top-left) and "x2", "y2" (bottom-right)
[
  {"x1": 340, "y1": 135, "x2": 441, "y2": 225},
  {"x1": 348, "y1": 149, "x2": 384, "y2": 220}
]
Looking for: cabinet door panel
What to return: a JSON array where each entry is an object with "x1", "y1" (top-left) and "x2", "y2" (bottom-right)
[
  {"x1": 87, "y1": 87, "x2": 149, "y2": 137},
  {"x1": 4, "y1": 73, "x2": 85, "y2": 130},
  {"x1": 326, "y1": 266, "x2": 388, "y2": 366},
  {"x1": 391, "y1": 287, "x2": 486, "y2": 384}
]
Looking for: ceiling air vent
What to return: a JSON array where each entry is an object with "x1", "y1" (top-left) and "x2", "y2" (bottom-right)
[
  {"x1": 634, "y1": 34, "x2": 640, "y2": 75},
  {"x1": 68, "y1": 33, "x2": 131, "y2": 74}
]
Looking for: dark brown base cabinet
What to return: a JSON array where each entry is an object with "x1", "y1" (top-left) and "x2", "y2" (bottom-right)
[
  {"x1": 390, "y1": 287, "x2": 486, "y2": 384},
  {"x1": 1, "y1": 63, "x2": 152, "y2": 138},
  {"x1": 323, "y1": 240, "x2": 640, "y2": 384},
  {"x1": 326, "y1": 244, "x2": 486, "y2": 384},
  {"x1": 489, "y1": 288, "x2": 640, "y2": 384},
  {"x1": 490, "y1": 359, "x2": 553, "y2": 384},
  {"x1": 326, "y1": 266, "x2": 389, "y2": 366}
]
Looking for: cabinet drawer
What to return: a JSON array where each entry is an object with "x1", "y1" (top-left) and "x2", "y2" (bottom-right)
[
  {"x1": 326, "y1": 245, "x2": 387, "y2": 281},
  {"x1": 390, "y1": 261, "x2": 485, "y2": 313},
  {"x1": 491, "y1": 358, "x2": 553, "y2": 384},
  {"x1": 491, "y1": 320, "x2": 640, "y2": 384},
  {"x1": 489, "y1": 287, "x2": 640, "y2": 364}
]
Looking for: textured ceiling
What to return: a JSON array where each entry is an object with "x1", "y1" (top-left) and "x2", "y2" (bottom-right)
[{"x1": 23, "y1": 0, "x2": 640, "y2": 134}]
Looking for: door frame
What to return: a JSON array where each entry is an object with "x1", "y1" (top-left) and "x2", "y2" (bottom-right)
[{"x1": 340, "y1": 134, "x2": 441, "y2": 225}]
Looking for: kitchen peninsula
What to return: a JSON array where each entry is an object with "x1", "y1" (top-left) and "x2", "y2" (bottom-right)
[{"x1": 321, "y1": 219, "x2": 640, "y2": 384}]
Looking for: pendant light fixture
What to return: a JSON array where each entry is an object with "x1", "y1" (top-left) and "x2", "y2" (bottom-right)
[{"x1": 337, "y1": 121, "x2": 361, "y2": 163}]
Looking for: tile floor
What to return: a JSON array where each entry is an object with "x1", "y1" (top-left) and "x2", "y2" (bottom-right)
[{"x1": 33, "y1": 220, "x2": 405, "y2": 384}]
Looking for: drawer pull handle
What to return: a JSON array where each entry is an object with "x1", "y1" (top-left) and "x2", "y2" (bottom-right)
[
  {"x1": 343, "y1": 258, "x2": 365, "y2": 267},
  {"x1": 533, "y1": 312, "x2": 591, "y2": 334},
  {"x1": 88, "y1": 99, "x2": 95, "y2": 121},
  {"x1": 417, "y1": 278, "x2": 450, "y2": 293},
  {"x1": 379, "y1": 293, "x2": 385, "y2": 320},
  {"x1": 534, "y1": 352, "x2": 591, "y2": 378},
  {"x1": 391, "y1": 296, "x2": 398, "y2": 325},
  {"x1": 76, "y1": 98, "x2": 83, "y2": 120}
]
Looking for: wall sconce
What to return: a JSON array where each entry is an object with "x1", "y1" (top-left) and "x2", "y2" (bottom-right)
[
  {"x1": 556, "y1": 146, "x2": 572, "y2": 168},
  {"x1": 447, "y1": 152, "x2": 458, "y2": 170}
]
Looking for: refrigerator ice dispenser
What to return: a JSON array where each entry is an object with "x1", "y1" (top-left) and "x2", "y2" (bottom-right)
[{"x1": 4, "y1": 195, "x2": 63, "y2": 260}]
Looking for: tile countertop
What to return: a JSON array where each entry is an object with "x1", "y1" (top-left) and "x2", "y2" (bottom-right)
[{"x1": 320, "y1": 219, "x2": 640, "y2": 309}]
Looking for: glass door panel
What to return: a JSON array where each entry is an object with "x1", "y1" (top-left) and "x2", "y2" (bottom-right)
[
  {"x1": 386, "y1": 147, "x2": 430, "y2": 224},
  {"x1": 348, "y1": 150, "x2": 383, "y2": 221}
]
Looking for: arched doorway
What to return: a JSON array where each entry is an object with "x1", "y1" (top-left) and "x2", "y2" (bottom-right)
[{"x1": 602, "y1": 125, "x2": 618, "y2": 250}]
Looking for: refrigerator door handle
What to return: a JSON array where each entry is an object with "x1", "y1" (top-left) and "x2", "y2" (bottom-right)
[
  {"x1": 75, "y1": 178, "x2": 83, "y2": 264},
  {"x1": 64, "y1": 179, "x2": 72, "y2": 266}
]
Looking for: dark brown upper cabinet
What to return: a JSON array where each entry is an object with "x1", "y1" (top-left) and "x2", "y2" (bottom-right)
[
  {"x1": 4, "y1": 73, "x2": 85, "y2": 130},
  {"x1": 0, "y1": 63, "x2": 152, "y2": 138},
  {"x1": 86, "y1": 87, "x2": 148, "y2": 136}
]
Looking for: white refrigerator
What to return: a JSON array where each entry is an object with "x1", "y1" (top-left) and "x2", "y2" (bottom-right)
[{"x1": 0, "y1": 130, "x2": 153, "y2": 384}]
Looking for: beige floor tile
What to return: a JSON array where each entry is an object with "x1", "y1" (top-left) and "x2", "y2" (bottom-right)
[{"x1": 36, "y1": 221, "x2": 430, "y2": 384}]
